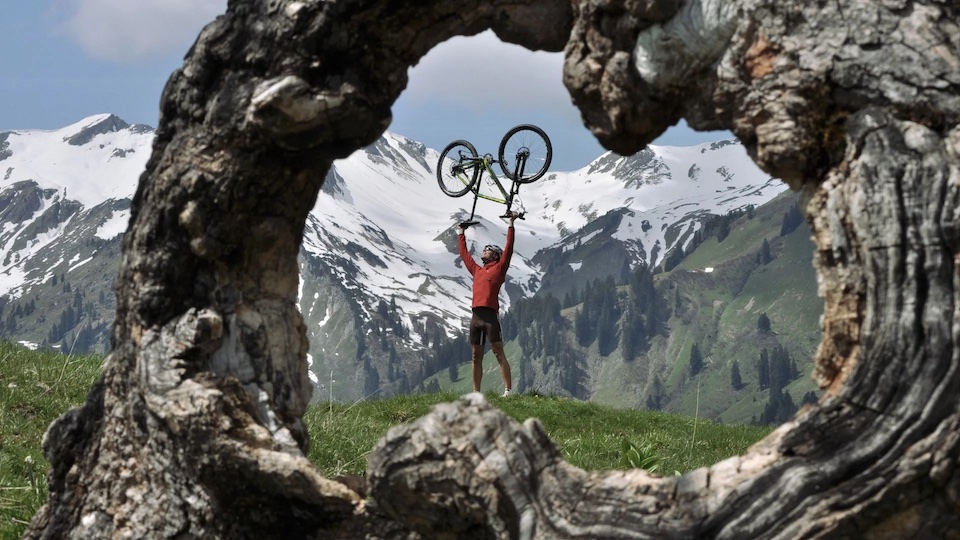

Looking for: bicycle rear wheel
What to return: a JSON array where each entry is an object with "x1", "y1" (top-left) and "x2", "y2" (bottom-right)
[
  {"x1": 498, "y1": 124, "x2": 552, "y2": 184},
  {"x1": 437, "y1": 140, "x2": 479, "y2": 197}
]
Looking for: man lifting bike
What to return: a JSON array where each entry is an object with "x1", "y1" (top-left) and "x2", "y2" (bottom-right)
[{"x1": 456, "y1": 212, "x2": 520, "y2": 397}]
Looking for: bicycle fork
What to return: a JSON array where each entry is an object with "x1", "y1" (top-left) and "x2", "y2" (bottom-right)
[{"x1": 501, "y1": 153, "x2": 528, "y2": 220}]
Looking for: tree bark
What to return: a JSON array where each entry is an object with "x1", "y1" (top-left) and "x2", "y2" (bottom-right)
[{"x1": 26, "y1": 0, "x2": 960, "y2": 538}]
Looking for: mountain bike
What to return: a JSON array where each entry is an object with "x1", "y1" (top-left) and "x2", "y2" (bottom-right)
[{"x1": 437, "y1": 124, "x2": 552, "y2": 226}]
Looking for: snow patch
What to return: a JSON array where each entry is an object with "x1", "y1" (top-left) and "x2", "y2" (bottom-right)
[
  {"x1": 95, "y1": 209, "x2": 130, "y2": 239},
  {"x1": 0, "y1": 266, "x2": 28, "y2": 298},
  {"x1": 318, "y1": 304, "x2": 333, "y2": 327},
  {"x1": 307, "y1": 353, "x2": 318, "y2": 383},
  {"x1": 70, "y1": 256, "x2": 94, "y2": 271}
]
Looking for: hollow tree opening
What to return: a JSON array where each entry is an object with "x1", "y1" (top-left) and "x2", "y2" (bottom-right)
[{"x1": 27, "y1": 0, "x2": 960, "y2": 539}]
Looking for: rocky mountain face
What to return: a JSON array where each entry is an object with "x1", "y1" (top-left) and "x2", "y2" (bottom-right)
[
  {"x1": 0, "y1": 115, "x2": 146, "y2": 356},
  {"x1": 0, "y1": 115, "x2": 799, "y2": 409}
]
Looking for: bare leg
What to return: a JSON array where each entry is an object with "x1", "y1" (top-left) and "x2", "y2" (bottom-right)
[
  {"x1": 471, "y1": 344, "x2": 485, "y2": 392},
  {"x1": 490, "y1": 342, "x2": 512, "y2": 391}
]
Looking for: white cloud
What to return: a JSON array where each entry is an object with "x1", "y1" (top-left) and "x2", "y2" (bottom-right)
[
  {"x1": 404, "y1": 31, "x2": 571, "y2": 112},
  {"x1": 54, "y1": 0, "x2": 227, "y2": 63}
]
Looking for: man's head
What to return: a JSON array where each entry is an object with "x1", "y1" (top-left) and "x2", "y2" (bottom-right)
[{"x1": 482, "y1": 244, "x2": 503, "y2": 263}]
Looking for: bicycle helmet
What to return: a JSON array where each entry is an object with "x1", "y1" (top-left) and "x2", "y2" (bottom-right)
[{"x1": 483, "y1": 244, "x2": 503, "y2": 261}]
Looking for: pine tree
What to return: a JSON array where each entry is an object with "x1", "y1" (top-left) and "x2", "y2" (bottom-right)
[
  {"x1": 770, "y1": 344, "x2": 794, "y2": 392},
  {"x1": 760, "y1": 389, "x2": 798, "y2": 425},
  {"x1": 447, "y1": 361, "x2": 458, "y2": 383},
  {"x1": 575, "y1": 307, "x2": 592, "y2": 346},
  {"x1": 731, "y1": 360, "x2": 744, "y2": 390},
  {"x1": 646, "y1": 376, "x2": 665, "y2": 410},
  {"x1": 689, "y1": 343, "x2": 704, "y2": 376},
  {"x1": 48, "y1": 323, "x2": 60, "y2": 343},
  {"x1": 620, "y1": 309, "x2": 643, "y2": 362},
  {"x1": 517, "y1": 354, "x2": 529, "y2": 392},
  {"x1": 757, "y1": 312, "x2": 772, "y2": 333},
  {"x1": 597, "y1": 306, "x2": 617, "y2": 356},
  {"x1": 629, "y1": 264, "x2": 663, "y2": 339},
  {"x1": 758, "y1": 348, "x2": 770, "y2": 390},
  {"x1": 780, "y1": 203, "x2": 804, "y2": 237},
  {"x1": 717, "y1": 218, "x2": 731, "y2": 242},
  {"x1": 556, "y1": 348, "x2": 585, "y2": 399},
  {"x1": 388, "y1": 344, "x2": 398, "y2": 371},
  {"x1": 663, "y1": 248, "x2": 685, "y2": 271},
  {"x1": 363, "y1": 359, "x2": 380, "y2": 397},
  {"x1": 60, "y1": 306, "x2": 76, "y2": 333},
  {"x1": 377, "y1": 299, "x2": 390, "y2": 319},
  {"x1": 761, "y1": 238, "x2": 773, "y2": 264}
]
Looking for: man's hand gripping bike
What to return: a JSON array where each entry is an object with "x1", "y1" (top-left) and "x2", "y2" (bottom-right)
[{"x1": 437, "y1": 124, "x2": 552, "y2": 227}]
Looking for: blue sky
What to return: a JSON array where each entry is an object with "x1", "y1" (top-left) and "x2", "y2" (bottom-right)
[{"x1": 1, "y1": 1, "x2": 732, "y2": 172}]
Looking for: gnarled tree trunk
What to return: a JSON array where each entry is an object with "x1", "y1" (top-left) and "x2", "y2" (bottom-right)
[{"x1": 26, "y1": 0, "x2": 960, "y2": 538}]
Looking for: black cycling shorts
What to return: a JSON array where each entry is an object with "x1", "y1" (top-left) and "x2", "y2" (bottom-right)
[{"x1": 469, "y1": 307, "x2": 502, "y2": 346}]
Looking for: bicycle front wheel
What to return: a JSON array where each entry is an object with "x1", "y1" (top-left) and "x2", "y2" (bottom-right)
[
  {"x1": 437, "y1": 140, "x2": 479, "y2": 197},
  {"x1": 499, "y1": 124, "x2": 552, "y2": 184}
]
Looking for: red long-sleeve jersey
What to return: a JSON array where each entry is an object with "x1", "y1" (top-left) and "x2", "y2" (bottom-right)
[{"x1": 458, "y1": 226, "x2": 515, "y2": 311}]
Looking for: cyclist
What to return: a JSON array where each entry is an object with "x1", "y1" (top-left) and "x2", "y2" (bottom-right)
[{"x1": 456, "y1": 212, "x2": 518, "y2": 397}]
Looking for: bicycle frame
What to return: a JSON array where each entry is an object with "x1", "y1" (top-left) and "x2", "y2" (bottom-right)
[
  {"x1": 438, "y1": 125, "x2": 551, "y2": 224},
  {"x1": 456, "y1": 154, "x2": 529, "y2": 224}
]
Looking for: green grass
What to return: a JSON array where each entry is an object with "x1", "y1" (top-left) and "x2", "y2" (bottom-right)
[
  {"x1": 1, "y1": 342, "x2": 771, "y2": 538},
  {"x1": 306, "y1": 391, "x2": 770, "y2": 478},
  {"x1": 0, "y1": 342, "x2": 103, "y2": 540}
]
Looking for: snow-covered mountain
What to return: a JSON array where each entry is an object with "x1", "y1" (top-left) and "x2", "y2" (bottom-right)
[
  {"x1": 0, "y1": 115, "x2": 149, "y2": 290},
  {"x1": 0, "y1": 114, "x2": 786, "y2": 401}
]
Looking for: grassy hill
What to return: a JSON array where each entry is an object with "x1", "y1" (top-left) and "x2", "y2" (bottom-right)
[
  {"x1": 655, "y1": 191, "x2": 821, "y2": 424},
  {"x1": 0, "y1": 341, "x2": 770, "y2": 539}
]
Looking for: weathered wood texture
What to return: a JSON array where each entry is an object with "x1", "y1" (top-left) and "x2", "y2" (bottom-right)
[{"x1": 26, "y1": 0, "x2": 960, "y2": 538}]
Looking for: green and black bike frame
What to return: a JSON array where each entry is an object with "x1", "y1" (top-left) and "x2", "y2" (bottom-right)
[{"x1": 460, "y1": 154, "x2": 529, "y2": 226}]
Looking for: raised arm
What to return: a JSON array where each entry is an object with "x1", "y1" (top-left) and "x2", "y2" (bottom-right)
[
  {"x1": 500, "y1": 213, "x2": 517, "y2": 274},
  {"x1": 457, "y1": 225, "x2": 478, "y2": 276}
]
